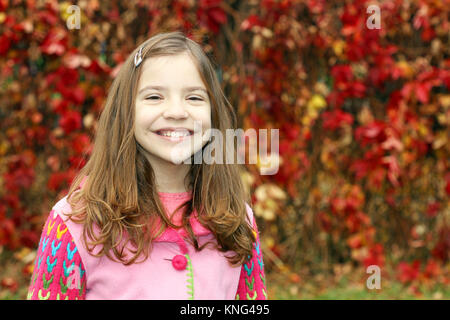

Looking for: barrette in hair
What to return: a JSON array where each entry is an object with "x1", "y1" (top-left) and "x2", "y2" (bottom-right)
[{"x1": 134, "y1": 46, "x2": 143, "y2": 67}]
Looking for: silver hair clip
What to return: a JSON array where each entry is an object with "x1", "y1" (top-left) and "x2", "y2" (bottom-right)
[{"x1": 134, "y1": 46, "x2": 143, "y2": 67}]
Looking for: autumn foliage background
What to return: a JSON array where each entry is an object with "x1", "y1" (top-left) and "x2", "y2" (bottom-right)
[{"x1": 0, "y1": 0, "x2": 449, "y2": 299}]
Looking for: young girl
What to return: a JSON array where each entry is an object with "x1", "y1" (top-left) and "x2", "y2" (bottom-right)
[{"x1": 27, "y1": 31, "x2": 267, "y2": 300}]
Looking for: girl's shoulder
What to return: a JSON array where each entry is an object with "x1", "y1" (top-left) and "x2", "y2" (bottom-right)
[
  {"x1": 47, "y1": 194, "x2": 84, "y2": 231},
  {"x1": 52, "y1": 195, "x2": 74, "y2": 218}
]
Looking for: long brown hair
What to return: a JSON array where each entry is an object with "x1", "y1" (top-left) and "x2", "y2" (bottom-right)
[{"x1": 66, "y1": 31, "x2": 255, "y2": 266}]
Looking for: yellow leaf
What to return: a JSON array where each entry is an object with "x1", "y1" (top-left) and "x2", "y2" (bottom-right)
[
  {"x1": 301, "y1": 115, "x2": 312, "y2": 126},
  {"x1": 332, "y1": 40, "x2": 346, "y2": 57},
  {"x1": 418, "y1": 123, "x2": 428, "y2": 137},
  {"x1": 0, "y1": 141, "x2": 9, "y2": 156},
  {"x1": 59, "y1": 2, "x2": 73, "y2": 20},
  {"x1": 261, "y1": 28, "x2": 273, "y2": 38},
  {"x1": 267, "y1": 184, "x2": 287, "y2": 200},
  {"x1": 307, "y1": 94, "x2": 327, "y2": 111},
  {"x1": 262, "y1": 208, "x2": 276, "y2": 221},
  {"x1": 395, "y1": 61, "x2": 414, "y2": 78},
  {"x1": 255, "y1": 185, "x2": 267, "y2": 201},
  {"x1": 257, "y1": 154, "x2": 282, "y2": 175},
  {"x1": 266, "y1": 198, "x2": 277, "y2": 211},
  {"x1": 432, "y1": 132, "x2": 447, "y2": 149},
  {"x1": 438, "y1": 94, "x2": 450, "y2": 109}
]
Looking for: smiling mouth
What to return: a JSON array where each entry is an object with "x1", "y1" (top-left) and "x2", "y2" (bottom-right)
[{"x1": 154, "y1": 129, "x2": 194, "y2": 138}]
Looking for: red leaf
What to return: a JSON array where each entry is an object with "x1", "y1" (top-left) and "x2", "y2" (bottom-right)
[
  {"x1": 20, "y1": 230, "x2": 39, "y2": 248},
  {"x1": 241, "y1": 14, "x2": 263, "y2": 31},
  {"x1": 1, "y1": 277, "x2": 18, "y2": 293},
  {"x1": 47, "y1": 172, "x2": 68, "y2": 191},
  {"x1": 397, "y1": 260, "x2": 421, "y2": 283},
  {"x1": 421, "y1": 26, "x2": 435, "y2": 42},
  {"x1": 347, "y1": 233, "x2": 362, "y2": 249},
  {"x1": 416, "y1": 82, "x2": 431, "y2": 104},
  {"x1": 39, "y1": 28, "x2": 68, "y2": 56},
  {"x1": 59, "y1": 110, "x2": 82, "y2": 135},
  {"x1": 322, "y1": 110, "x2": 354, "y2": 131},
  {"x1": 382, "y1": 155, "x2": 400, "y2": 187},
  {"x1": 318, "y1": 211, "x2": 332, "y2": 232},
  {"x1": 426, "y1": 201, "x2": 440, "y2": 218},
  {"x1": 71, "y1": 133, "x2": 91, "y2": 154},
  {"x1": 445, "y1": 172, "x2": 450, "y2": 196},
  {"x1": 307, "y1": 0, "x2": 326, "y2": 14},
  {"x1": 363, "y1": 243, "x2": 385, "y2": 268},
  {"x1": 70, "y1": 86, "x2": 85, "y2": 104},
  {"x1": 0, "y1": 34, "x2": 11, "y2": 55},
  {"x1": 355, "y1": 121, "x2": 387, "y2": 146},
  {"x1": 423, "y1": 259, "x2": 441, "y2": 279}
]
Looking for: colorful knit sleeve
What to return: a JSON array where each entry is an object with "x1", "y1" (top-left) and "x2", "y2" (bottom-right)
[
  {"x1": 235, "y1": 215, "x2": 268, "y2": 300},
  {"x1": 27, "y1": 210, "x2": 87, "y2": 300}
]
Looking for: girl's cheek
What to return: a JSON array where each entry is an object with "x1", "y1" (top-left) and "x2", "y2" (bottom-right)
[
  {"x1": 136, "y1": 109, "x2": 158, "y2": 128},
  {"x1": 196, "y1": 107, "x2": 212, "y2": 129}
]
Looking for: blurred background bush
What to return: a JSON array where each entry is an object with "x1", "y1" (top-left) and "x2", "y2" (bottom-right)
[{"x1": 0, "y1": 0, "x2": 448, "y2": 299}]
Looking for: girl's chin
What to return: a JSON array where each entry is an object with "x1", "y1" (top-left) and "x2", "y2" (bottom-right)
[{"x1": 145, "y1": 149, "x2": 196, "y2": 166}]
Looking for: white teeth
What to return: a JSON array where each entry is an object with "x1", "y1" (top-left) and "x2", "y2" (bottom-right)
[{"x1": 159, "y1": 131, "x2": 190, "y2": 137}]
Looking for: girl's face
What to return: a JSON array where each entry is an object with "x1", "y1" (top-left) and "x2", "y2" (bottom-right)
[{"x1": 134, "y1": 53, "x2": 212, "y2": 166}]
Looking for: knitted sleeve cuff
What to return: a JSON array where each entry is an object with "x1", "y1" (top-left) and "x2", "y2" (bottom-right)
[
  {"x1": 27, "y1": 210, "x2": 87, "y2": 300},
  {"x1": 235, "y1": 214, "x2": 268, "y2": 300}
]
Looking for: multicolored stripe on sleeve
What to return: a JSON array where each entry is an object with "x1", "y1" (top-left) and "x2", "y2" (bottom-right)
[
  {"x1": 27, "y1": 210, "x2": 87, "y2": 300},
  {"x1": 235, "y1": 215, "x2": 267, "y2": 300}
]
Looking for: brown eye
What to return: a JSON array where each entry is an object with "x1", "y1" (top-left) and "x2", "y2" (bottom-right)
[{"x1": 145, "y1": 95, "x2": 161, "y2": 100}]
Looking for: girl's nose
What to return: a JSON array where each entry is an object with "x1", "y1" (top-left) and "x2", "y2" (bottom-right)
[{"x1": 163, "y1": 100, "x2": 188, "y2": 119}]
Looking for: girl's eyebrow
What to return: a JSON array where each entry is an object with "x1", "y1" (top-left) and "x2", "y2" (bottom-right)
[{"x1": 138, "y1": 85, "x2": 208, "y2": 95}]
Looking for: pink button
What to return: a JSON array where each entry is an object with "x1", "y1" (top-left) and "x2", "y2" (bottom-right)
[{"x1": 172, "y1": 255, "x2": 188, "y2": 271}]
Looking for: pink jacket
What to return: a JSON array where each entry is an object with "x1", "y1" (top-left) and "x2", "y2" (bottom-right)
[{"x1": 27, "y1": 181, "x2": 267, "y2": 300}]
